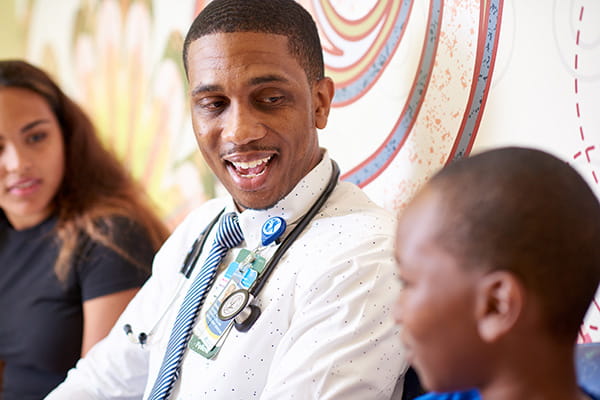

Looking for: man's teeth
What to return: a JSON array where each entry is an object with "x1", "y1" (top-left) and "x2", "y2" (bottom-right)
[{"x1": 231, "y1": 156, "x2": 271, "y2": 170}]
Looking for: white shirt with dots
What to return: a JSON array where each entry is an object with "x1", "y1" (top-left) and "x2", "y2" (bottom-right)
[{"x1": 47, "y1": 152, "x2": 407, "y2": 400}]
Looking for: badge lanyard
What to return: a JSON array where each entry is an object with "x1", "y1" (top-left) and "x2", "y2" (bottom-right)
[
  {"x1": 124, "y1": 160, "x2": 340, "y2": 349},
  {"x1": 190, "y1": 217, "x2": 286, "y2": 358}
]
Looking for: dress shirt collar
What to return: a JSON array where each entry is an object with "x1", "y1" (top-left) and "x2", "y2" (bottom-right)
[{"x1": 227, "y1": 150, "x2": 333, "y2": 249}]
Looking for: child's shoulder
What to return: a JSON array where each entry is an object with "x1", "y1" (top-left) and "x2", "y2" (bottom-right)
[
  {"x1": 415, "y1": 390, "x2": 480, "y2": 400},
  {"x1": 585, "y1": 390, "x2": 600, "y2": 400},
  {"x1": 415, "y1": 388, "x2": 600, "y2": 400}
]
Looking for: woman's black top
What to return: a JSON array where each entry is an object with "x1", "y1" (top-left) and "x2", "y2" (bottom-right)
[{"x1": 0, "y1": 213, "x2": 154, "y2": 400}]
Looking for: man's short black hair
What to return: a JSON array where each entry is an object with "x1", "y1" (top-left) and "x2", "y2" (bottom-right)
[
  {"x1": 429, "y1": 147, "x2": 600, "y2": 342},
  {"x1": 183, "y1": 0, "x2": 325, "y2": 83}
]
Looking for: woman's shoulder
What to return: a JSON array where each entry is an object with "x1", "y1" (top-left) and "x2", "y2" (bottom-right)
[
  {"x1": 74, "y1": 214, "x2": 156, "y2": 270},
  {"x1": 74, "y1": 215, "x2": 153, "y2": 299},
  {"x1": 95, "y1": 214, "x2": 147, "y2": 235}
]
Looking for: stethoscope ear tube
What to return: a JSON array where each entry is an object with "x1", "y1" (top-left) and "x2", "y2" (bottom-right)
[
  {"x1": 123, "y1": 209, "x2": 226, "y2": 346},
  {"x1": 180, "y1": 209, "x2": 225, "y2": 278},
  {"x1": 123, "y1": 324, "x2": 148, "y2": 346}
]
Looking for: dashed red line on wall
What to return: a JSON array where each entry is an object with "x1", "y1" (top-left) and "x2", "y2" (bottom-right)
[{"x1": 572, "y1": 5, "x2": 598, "y2": 185}]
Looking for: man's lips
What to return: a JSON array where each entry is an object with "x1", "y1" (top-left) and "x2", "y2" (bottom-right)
[
  {"x1": 231, "y1": 156, "x2": 271, "y2": 177},
  {"x1": 226, "y1": 155, "x2": 273, "y2": 178}
]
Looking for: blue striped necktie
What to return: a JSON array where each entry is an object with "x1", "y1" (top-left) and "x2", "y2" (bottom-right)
[{"x1": 148, "y1": 212, "x2": 244, "y2": 399}]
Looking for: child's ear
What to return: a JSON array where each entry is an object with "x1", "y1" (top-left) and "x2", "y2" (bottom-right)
[{"x1": 474, "y1": 270, "x2": 524, "y2": 343}]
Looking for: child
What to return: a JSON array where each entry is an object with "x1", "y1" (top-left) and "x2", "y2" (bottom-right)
[{"x1": 393, "y1": 147, "x2": 600, "y2": 400}]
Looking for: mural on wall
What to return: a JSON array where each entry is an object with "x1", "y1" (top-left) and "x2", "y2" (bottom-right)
[
  {"x1": 1, "y1": 0, "x2": 598, "y2": 341},
  {"x1": 317, "y1": 0, "x2": 501, "y2": 212}
]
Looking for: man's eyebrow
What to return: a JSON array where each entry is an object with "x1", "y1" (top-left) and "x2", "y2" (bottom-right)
[
  {"x1": 248, "y1": 74, "x2": 290, "y2": 86},
  {"x1": 21, "y1": 119, "x2": 50, "y2": 133},
  {"x1": 191, "y1": 84, "x2": 223, "y2": 97},
  {"x1": 190, "y1": 75, "x2": 291, "y2": 97}
]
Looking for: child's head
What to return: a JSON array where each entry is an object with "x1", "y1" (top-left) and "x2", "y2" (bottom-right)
[{"x1": 393, "y1": 147, "x2": 600, "y2": 392}]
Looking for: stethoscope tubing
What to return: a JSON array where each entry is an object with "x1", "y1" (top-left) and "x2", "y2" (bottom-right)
[
  {"x1": 180, "y1": 209, "x2": 225, "y2": 278},
  {"x1": 249, "y1": 161, "x2": 340, "y2": 297},
  {"x1": 125, "y1": 160, "x2": 340, "y2": 342},
  {"x1": 181, "y1": 160, "x2": 339, "y2": 293}
]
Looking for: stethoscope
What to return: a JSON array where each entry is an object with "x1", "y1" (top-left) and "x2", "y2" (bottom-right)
[{"x1": 124, "y1": 160, "x2": 340, "y2": 346}]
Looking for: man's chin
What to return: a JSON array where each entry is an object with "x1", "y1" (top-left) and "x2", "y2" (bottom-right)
[
  {"x1": 232, "y1": 191, "x2": 284, "y2": 212},
  {"x1": 234, "y1": 198, "x2": 281, "y2": 212}
]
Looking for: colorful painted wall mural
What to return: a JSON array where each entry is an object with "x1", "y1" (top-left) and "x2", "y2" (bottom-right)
[{"x1": 1, "y1": 0, "x2": 598, "y2": 341}]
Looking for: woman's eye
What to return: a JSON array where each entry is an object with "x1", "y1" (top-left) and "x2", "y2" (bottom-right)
[{"x1": 26, "y1": 132, "x2": 47, "y2": 144}]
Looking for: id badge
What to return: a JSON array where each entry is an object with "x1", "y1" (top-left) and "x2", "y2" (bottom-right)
[{"x1": 189, "y1": 249, "x2": 265, "y2": 358}]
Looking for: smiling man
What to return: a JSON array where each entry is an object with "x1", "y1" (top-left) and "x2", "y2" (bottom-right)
[
  {"x1": 186, "y1": 30, "x2": 328, "y2": 211},
  {"x1": 46, "y1": 1, "x2": 406, "y2": 399}
]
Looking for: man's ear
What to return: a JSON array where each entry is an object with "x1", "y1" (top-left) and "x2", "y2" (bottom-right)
[
  {"x1": 313, "y1": 77, "x2": 335, "y2": 130},
  {"x1": 474, "y1": 270, "x2": 524, "y2": 343}
]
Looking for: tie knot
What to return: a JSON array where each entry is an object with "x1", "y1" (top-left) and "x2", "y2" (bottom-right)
[{"x1": 216, "y1": 212, "x2": 244, "y2": 249}]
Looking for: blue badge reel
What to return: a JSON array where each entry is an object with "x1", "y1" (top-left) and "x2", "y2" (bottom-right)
[{"x1": 261, "y1": 216, "x2": 286, "y2": 246}]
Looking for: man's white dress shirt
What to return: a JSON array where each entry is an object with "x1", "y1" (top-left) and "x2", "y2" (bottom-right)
[{"x1": 46, "y1": 153, "x2": 407, "y2": 399}]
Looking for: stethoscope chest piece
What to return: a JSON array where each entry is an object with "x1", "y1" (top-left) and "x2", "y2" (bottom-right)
[
  {"x1": 218, "y1": 289, "x2": 250, "y2": 321},
  {"x1": 234, "y1": 304, "x2": 261, "y2": 333},
  {"x1": 218, "y1": 288, "x2": 262, "y2": 333}
]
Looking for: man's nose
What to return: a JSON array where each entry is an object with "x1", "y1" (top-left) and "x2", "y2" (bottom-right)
[{"x1": 222, "y1": 103, "x2": 267, "y2": 145}]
